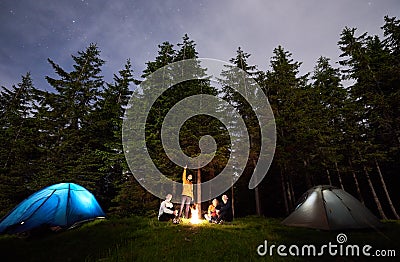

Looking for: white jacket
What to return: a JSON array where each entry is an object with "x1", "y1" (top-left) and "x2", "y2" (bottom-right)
[{"x1": 158, "y1": 200, "x2": 174, "y2": 218}]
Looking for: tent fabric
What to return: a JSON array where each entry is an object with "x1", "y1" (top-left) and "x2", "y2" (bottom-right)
[
  {"x1": 0, "y1": 183, "x2": 105, "y2": 234},
  {"x1": 282, "y1": 185, "x2": 382, "y2": 230}
]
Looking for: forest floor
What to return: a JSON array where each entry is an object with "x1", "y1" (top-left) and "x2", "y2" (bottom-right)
[{"x1": 0, "y1": 216, "x2": 399, "y2": 261}]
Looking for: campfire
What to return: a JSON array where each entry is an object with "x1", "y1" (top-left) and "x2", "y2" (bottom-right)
[{"x1": 190, "y1": 205, "x2": 200, "y2": 224}]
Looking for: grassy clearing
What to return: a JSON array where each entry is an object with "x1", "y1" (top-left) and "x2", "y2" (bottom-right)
[{"x1": 0, "y1": 216, "x2": 398, "y2": 261}]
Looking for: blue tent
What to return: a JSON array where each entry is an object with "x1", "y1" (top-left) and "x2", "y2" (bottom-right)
[{"x1": 0, "y1": 183, "x2": 105, "y2": 234}]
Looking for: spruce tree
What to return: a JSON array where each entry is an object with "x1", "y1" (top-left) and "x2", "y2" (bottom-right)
[
  {"x1": 0, "y1": 73, "x2": 42, "y2": 213},
  {"x1": 95, "y1": 60, "x2": 135, "y2": 211},
  {"x1": 39, "y1": 44, "x2": 105, "y2": 191},
  {"x1": 311, "y1": 57, "x2": 347, "y2": 188},
  {"x1": 338, "y1": 24, "x2": 400, "y2": 219},
  {"x1": 218, "y1": 47, "x2": 262, "y2": 216},
  {"x1": 262, "y1": 46, "x2": 310, "y2": 213}
]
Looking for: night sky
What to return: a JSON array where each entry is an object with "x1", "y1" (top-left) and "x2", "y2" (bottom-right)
[{"x1": 0, "y1": 0, "x2": 398, "y2": 91}]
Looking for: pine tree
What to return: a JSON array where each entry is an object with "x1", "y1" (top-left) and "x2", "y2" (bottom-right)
[
  {"x1": 0, "y1": 73, "x2": 42, "y2": 213},
  {"x1": 38, "y1": 44, "x2": 105, "y2": 191},
  {"x1": 219, "y1": 47, "x2": 262, "y2": 216},
  {"x1": 311, "y1": 57, "x2": 347, "y2": 189},
  {"x1": 262, "y1": 46, "x2": 310, "y2": 213},
  {"x1": 142, "y1": 42, "x2": 175, "y2": 78},
  {"x1": 124, "y1": 35, "x2": 229, "y2": 216},
  {"x1": 338, "y1": 23, "x2": 400, "y2": 219},
  {"x1": 95, "y1": 60, "x2": 135, "y2": 211}
]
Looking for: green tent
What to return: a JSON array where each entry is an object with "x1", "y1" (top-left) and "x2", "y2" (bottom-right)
[{"x1": 282, "y1": 185, "x2": 382, "y2": 230}]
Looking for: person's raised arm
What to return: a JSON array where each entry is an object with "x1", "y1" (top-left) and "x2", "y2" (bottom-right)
[{"x1": 182, "y1": 165, "x2": 187, "y2": 182}]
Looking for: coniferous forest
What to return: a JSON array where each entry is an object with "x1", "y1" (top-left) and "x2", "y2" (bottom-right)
[{"x1": 1, "y1": 16, "x2": 399, "y2": 220}]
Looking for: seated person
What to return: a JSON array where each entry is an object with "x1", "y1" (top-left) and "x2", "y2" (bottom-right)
[
  {"x1": 204, "y1": 198, "x2": 219, "y2": 222},
  {"x1": 215, "y1": 194, "x2": 233, "y2": 224},
  {"x1": 158, "y1": 194, "x2": 177, "y2": 221}
]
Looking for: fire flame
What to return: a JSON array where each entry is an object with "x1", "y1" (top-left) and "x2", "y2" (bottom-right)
[{"x1": 190, "y1": 205, "x2": 200, "y2": 224}]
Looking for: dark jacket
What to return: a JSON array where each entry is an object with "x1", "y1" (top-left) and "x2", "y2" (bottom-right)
[{"x1": 217, "y1": 200, "x2": 233, "y2": 222}]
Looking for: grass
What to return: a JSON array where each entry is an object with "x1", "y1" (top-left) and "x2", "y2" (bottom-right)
[{"x1": 0, "y1": 216, "x2": 399, "y2": 261}]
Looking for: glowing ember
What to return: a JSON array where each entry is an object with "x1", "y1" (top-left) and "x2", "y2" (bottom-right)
[{"x1": 190, "y1": 205, "x2": 200, "y2": 224}]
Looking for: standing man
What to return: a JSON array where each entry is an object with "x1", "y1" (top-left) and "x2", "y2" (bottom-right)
[{"x1": 178, "y1": 165, "x2": 193, "y2": 218}]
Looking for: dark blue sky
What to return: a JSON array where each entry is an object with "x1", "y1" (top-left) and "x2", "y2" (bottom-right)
[{"x1": 0, "y1": 0, "x2": 398, "y2": 91}]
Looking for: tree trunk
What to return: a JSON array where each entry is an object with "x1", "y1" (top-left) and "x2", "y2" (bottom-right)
[
  {"x1": 197, "y1": 168, "x2": 201, "y2": 219},
  {"x1": 289, "y1": 175, "x2": 295, "y2": 208},
  {"x1": 303, "y1": 159, "x2": 312, "y2": 189},
  {"x1": 284, "y1": 163, "x2": 294, "y2": 211},
  {"x1": 334, "y1": 161, "x2": 344, "y2": 190},
  {"x1": 362, "y1": 163, "x2": 388, "y2": 219},
  {"x1": 253, "y1": 159, "x2": 261, "y2": 216},
  {"x1": 280, "y1": 169, "x2": 289, "y2": 215},
  {"x1": 326, "y1": 169, "x2": 332, "y2": 185},
  {"x1": 231, "y1": 184, "x2": 235, "y2": 219},
  {"x1": 375, "y1": 158, "x2": 400, "y2": 219},
  {"x1": 172, "y1": 181, "x2": 177, "y2": 201},
  {"x1": 286, "y1": 173, "x2": 295, "y2": 210},
  {"x1": 209, "y1": 167, "x2": 214, "y2": 200},
  {"x1": 348, "y1": 158, "x2": 364, "y2": 205},
  {"x1": 4, "y1": 127, "x2": 22, "y2": 169},
  {"x1": 255, "y1": 186, "x2": 261, "y2": 216},
  {"x1": 286, "y1": 179, "x2": 293, "y2": 211}
]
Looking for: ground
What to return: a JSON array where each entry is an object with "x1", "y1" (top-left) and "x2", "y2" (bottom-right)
[{"x1": 0, "y1": 216, "x2": 398, "y2": 261}]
